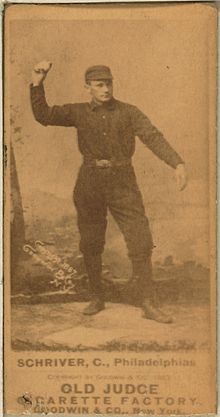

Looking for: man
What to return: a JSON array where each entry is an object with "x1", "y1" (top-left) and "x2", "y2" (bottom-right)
[{"x1": 30, "y1": 62, "x2": 187, "y2": 323}]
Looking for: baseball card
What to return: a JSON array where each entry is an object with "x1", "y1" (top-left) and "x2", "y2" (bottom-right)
[{"x1": 3, "y1": 2, "x2": 217, "y2": 415}]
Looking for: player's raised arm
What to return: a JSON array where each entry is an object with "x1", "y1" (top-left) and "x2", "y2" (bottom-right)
[{"x1": 30, "y1": 61, "x2": 78, "y2": 127}]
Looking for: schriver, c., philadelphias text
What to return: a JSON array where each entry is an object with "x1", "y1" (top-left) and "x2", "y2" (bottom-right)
[{"x1": 17, "y1": 357, "x2": 196, "y2": 368}]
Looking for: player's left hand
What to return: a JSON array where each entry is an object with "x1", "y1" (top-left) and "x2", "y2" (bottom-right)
[{"x1": 175, "y1": 163, "x2": 187, "y2": 191}]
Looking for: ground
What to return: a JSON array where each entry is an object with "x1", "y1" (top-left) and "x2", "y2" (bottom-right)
[{"x1": 11, "y1": 300, "x2": 210, "y2": 352}]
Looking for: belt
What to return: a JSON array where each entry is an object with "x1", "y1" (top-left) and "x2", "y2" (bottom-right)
[{"x1": 83, "y1": 158, "x2": 132, "y2": 168}]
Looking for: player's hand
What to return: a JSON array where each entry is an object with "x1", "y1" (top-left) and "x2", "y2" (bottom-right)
[
  {"x1": 32, "y1": 61, "x2": 52, "y2": 86},
  {"x1": 175, "y1": 163, "x2": 187, "y2": 191}
]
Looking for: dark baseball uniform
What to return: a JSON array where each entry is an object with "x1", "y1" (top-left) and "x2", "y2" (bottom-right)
[{"x1": 30, "y1": 84, "x2": 183, "y2": 296}]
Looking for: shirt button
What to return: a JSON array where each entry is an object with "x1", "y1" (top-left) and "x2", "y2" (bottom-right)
[
  {"x1": 103, "y1": 132, "x2": 107, "y2": 136},
  {"x1": 102, "y1": 115, "x2": 106, "y2": 119}
]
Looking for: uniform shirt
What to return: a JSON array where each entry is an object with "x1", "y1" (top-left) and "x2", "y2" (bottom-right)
[{"x1": 30, "y1": 84, "x2": 184, "y2": 169}]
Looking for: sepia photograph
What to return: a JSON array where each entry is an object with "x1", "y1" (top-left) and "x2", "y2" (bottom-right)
[{"x1": 4, "y1": 3, "x2": 217, "y2": 415}]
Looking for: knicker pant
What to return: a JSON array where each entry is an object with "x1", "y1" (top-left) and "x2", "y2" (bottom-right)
[{"x1": 73, "y1": 165, "x2": 154, "y2": 297}]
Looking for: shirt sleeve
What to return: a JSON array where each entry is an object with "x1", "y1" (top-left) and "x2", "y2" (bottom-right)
[
  {"x1": 30, "y1": 84, "x2": 79, "y2": 127},
  {"x1": 130, "y1": 105, "x2": 184, "y2": 169}
]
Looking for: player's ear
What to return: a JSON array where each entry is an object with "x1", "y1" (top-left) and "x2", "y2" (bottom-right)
[{"x1": 85, "y1": 82, "x2": 91, "y2": 93}]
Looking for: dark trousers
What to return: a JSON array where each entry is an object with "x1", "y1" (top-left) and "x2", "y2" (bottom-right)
[{"x1": 73, "y1": 164, "x2": 154, "y2": 298}]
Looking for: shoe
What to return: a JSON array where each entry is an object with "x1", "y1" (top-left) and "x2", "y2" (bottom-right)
[
  {"x1": 142, "y1": 299, "x2": 173, "y2": 324},
  {"x1": 83, "y1": 297, "x2": 105, "y2": 315}
]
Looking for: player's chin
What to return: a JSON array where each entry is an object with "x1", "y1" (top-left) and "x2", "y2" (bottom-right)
[{"x1": 100, "y1": 96, "x2": 112, "y2": 102}]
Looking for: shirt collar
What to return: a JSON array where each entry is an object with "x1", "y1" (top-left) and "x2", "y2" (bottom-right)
[{"x1": 90, "y1": 97, "x2": 117, "y2": 111}]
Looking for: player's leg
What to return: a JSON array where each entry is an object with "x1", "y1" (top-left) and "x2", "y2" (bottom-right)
[
  {"x1": 108, "y1": 167, "x2": 172, "y2": 323},
  {"x1": 73, "y1": 166, "x2": 107, "y2": 314},
  {"x1": 108, "y1": 167, "x2": 154, "y2": 293}
]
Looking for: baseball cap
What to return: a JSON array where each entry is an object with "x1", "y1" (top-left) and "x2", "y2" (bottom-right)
[{"x1": 85, "y1": 65, "x2": 113, "y2": 82}]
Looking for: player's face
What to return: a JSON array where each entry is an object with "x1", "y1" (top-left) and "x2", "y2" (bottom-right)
[{"x1": 86, "y1": 79, "x2": 113, "y2": 103}]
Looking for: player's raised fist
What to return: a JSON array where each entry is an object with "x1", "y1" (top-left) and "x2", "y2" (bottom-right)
[{"x1": 32, "y1": 61, "x2": 52, "y2": 86}]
